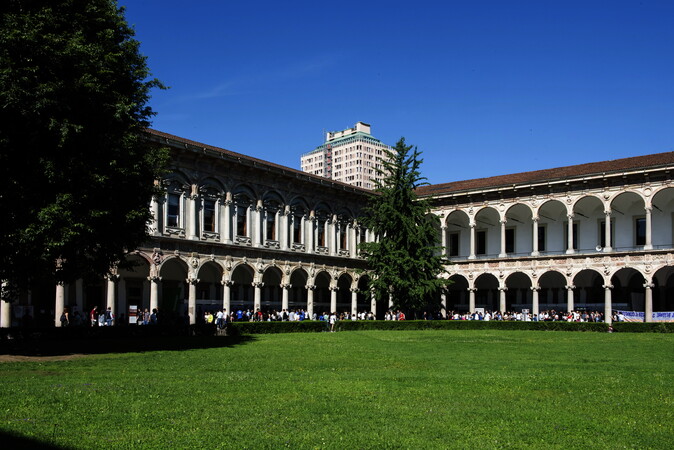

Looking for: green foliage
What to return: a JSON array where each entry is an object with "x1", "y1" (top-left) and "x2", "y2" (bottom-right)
[
  {"x1": 0, "y1": 0, "x2": 168, "y2": 291},
  {"x1": 359, "y1": 137, "x2": 450, "y2": 314}
]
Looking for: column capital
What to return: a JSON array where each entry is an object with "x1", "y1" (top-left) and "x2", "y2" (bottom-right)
[
  {"x1": 643, "y1": 282, "x2": 655, "y2": 289},
  {"x1": 565, "y1": 284, "x2": 576, "y2": 290},
  {"x1": 329, "y1": 286, "x2": 339, "y2": 292},
  {"x1": 187, "y1": 277, "x2": 199, "y2": 285},
  {"x1": 602, "y1": 284, "x2": 613, "y2": 290},
  {"x1": 499, "y1": 219, "x2": 507, "y2": 225},
  {"x1": 532, "y1": 215, "x2": 539, "y2": 222},
  {"x1": 467, "y1": 288, "x2": 477, "y2": 293},
  {"x1": 498, "y1": 286, "x2": 508, "y2": 292},
  {"x1": 306, "y1": 284, "x2": 316, "y2": 291},
  {"x1": 530, "y1": 286, "x2": 540, "y2": 292},
  {"x1": 644, "y1": 206, "x2": 652, "y2": 213},
  {"x1": 148, "y1": 276, "x2": 162, "y2": 283},
  {"x1": 604, "y1": 209, "x2": 612, "y2": 216},
  {"x1": 106, "y1": 274, "x2": 120, "y2": 283},
  {"x1": 252, "y1": 281, "x2": 264, "y2": 288},
  {"x1": 221, "y1": 279, "x2": 234, "y2": 286},
  {"x1": 281, "y1": 283, "x2": 292, "y2": 289}
]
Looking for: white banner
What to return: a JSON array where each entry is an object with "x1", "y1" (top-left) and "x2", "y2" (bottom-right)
[{"x1": 616, "y1": 311, "x2": 674, "y2": 322}]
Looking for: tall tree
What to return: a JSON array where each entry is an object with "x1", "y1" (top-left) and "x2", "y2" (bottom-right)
[
  {"x1": 0, "y1": 0, "x2": 168, "y2": 294},
  {"x1": 359, "y1": 138, "x2": 450, "y2": 316}
]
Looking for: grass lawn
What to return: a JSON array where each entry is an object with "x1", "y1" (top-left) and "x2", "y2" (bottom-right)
[{"x1": 0, "y1": 330, "x2": 672, "y2": 448}]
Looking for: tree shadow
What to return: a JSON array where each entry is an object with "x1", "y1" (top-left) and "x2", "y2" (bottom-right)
[
  {"x1": 0, "y1": 325, "x2": 255, "y2": 357},
  {"x1": 0, "y1": 430, "x2": 66, "y2": 449}
]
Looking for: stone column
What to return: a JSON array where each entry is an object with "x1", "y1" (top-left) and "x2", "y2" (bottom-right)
[
  {"x1": 281, "y1": 283, "x2": 290, "y2": 311},
  {"x1": 603, "y1": 284, "x2": 613, "y2": 324},
  {"x1": 306, "y1": 285, "x2": 315, "y2": 318},
  {"x1": 150, "y1": 195, "x2": 160, "y2": 235},
  {"x1": 306, "y1": 215, "x2": 315, "y2": 253},
  {"x1": 330, "y1": 286, "x2": 338, "y2": 313},
  {"x1": 566, "y1": 214, "x2": 575, "y2": 254},
  {"x1": 222, "y1": 280, "x2": 232, "y2": 313},
  {"x1": 187, "y1": 276, "x2": 198, "y2": 325},
  {"x1": 280, "y1": 208, "x2": 290, "y2": 250},
  {"x1": 644, "y1": 282, "x2": 654, "y2": 323},
  {"x1": 351, "y1": 288, "x2": 358, "y2": 316},
  {"x1": 329, "y1": 216, "x2": 337, "y2": 256},
  {"x1": 1, "y1": 282, "x2": 10, "y2": 328},
  {"x1": 499, "y1": 219, "x2": 507, "y2": 257},
  {"x1": 253, "y1": 281, "x2": 263, "y2": 311},
  {"x1": 55, "y1": 281, "x2": 65, "y2": 327},
  {"x1": 531, "y1": 217, "x2": 539, "y2": 256},
  {"x1": 149, "y1": 276, "x2": 160, "y2": 312},
  {"x1": 644, "y1": 206, "x2": 653, "y2": 250},
  {"x1": 468, "y1": 288, "x2": 476, "y2": 312},
  {"x1": 188, "y1": 186, "x2": 198, "y2": 240},
  {"x1": 469, "y1": 222, "x2": 476, "y2": 260},
  {"x1": 253, "y1": 201, "x2": 263, "y2": 247},
  {"x1": 106, "y1": 274, "x2": 119, "y2": 320},
  {"x1": 440, "y1": 225, "x2": 447, "y2": 258},
  {"x1": 531, "y1": 286, "x2": 540, "y2": 316},
  {"x1": 440, "y1": 291, "x2": 447, "y2": 318},
  {"x1": 222, "y1": 198, "x2": 232, "y2": 244},
  {"x1": 370, "y1": 289, "x2": 377, "y2": 315},
  {"x1": 498, "y1": 287, "x2": 507, "y2": 313},
  {"x1": 75, "y1": 279, "x2": 84, "y2": 313},
  {"x1": 566, "y1": 284, "x2": 575, "y2": 312},
  {"x1": 604, "y1": 210, "x2": 613, "y2": 252}
]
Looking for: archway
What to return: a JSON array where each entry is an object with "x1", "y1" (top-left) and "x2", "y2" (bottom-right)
[
  {"x1": 538, "y1": 271, "x2": 567, "y2": 312},
  {"x1": 504, "y1": 272, "x2": 532, "y2": 312},
  {"x1": 475, "y1": 273, "x2": 499, "y2": 311},
  {"x1": 196, "y1": 261, "x2": 223, "y2": 319},
  {"x1": 289, "y1": 268, "x2": 308, "y2": 312},
  {"x1": 445, "y1": 210, "x2": 470, "y2": 259},
  {"x1": 262, "y1": 266, "x2": 283, "y2": 313},
  {"x1": 537, "y1": 200, "x2": 567, "y2": 255},
  {"x1": 573, "y1": 269, "x2": 604, "y2": 312},
  {"x1": 446, "y1": 274, "x2": 469, "y2": 313},
  {"x1": 159, "y1": 257, "x2": 188, "y2": 316},
  {"x1": 356, "y1": 275, "x2": 371, "y2": 315},
  {"x1": 231, "y1": 263, "x2": 254, "y2": 315},
  {"x1": 337, "y1": 273, "x2": 352, "y2": 313},
  {"x1": 474, "y1": 207, "x2": 500, "y2": 257},
  {"x1": 652, "y1": 266, "x2": 674, "y2": 312},
  {"x1": 611, "y1": 268, "x2": 645, "y2": 312},
  {"x1": 314, "y1": 271, "x2": 331, "y2": 315}
]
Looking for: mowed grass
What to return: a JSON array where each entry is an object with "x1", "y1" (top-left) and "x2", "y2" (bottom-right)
[{"x1": 0, "y1": 330, "x2": 672, "y2": 449}]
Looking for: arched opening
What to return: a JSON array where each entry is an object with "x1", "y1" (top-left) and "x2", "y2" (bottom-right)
[
  {"x1": 446, "y1": 274, "x2": 469, "y2": 313},
  {"x1": 196, "y1": 261, "x2": 223, "y2": 317},
  {"x1": 504, "y1": 272, "x2": 532, "y2": 312},
  {"x1": 652, "y1": 266, "x2": 674, "y2": 312},
  {"x1": 118, "y1": 254, "x2": 151, "y2": 322},
  {"x1": 611, "y1": 268, "x2": 645, "y2": 313},
  {"x1": 231, "y1": 264, "x2": 254, "y2": 315},
  {"x1": 337, "y1": 273, "x2": 352, "y2": 313},
  {"x1": 505, "y1": 203, "x2": 533, "y2": 256},
  {"x1": 314, "y1": 271, "x2": 331, "y2": 315},
  {"x1": 289, "y1": 268, "x2": 308, "y2": 312},
  {"x1": 538, "y1": 271, "x2": 567, "y2": 311},
  {"x1": 357, "y1": 275, "x2": 371, "y2": 314},
  {"x1": 474, "y1": 207, "x2": 500, "y2": 258},
  {"x1": 537, "y1": 200, "x2": 567, "y2": 255},
  {"x1": 262, "y1": 266, "x2": 283, "y2": 313},
  {"x1": 573, "y1": 196, "x2": 605, "y2": 253},
  {"x1": 573, "y1": 269, "x2": 604, "y2": 312},
  {"x1": 650, "y1": 188, "x2": 674, "y2": 249},
  {"x1": 159, "y1": 257, "x2": 188, "y2": 316},
  {"x1": 475, "y1": 273, "x2": 499, "y2": 311},
  {"x1": 445, "y1": 210, "x2": 470, "y2": 259},
  {"x1": 610, "y1": 192, "x2": 645, "y2": 251}
]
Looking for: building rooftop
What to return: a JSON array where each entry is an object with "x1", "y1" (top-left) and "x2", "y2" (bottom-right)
[{"x1": 416, "y1": 151, "x2": 674, "y2": 197}]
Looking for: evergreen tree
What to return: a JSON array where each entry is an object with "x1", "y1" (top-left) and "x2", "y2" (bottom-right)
[
  {"x1": 0, "y1": 0, "x2": 168, "y2": 294},
  {"x1": 359, "y1": 138, "x2": 450, "y2": 316}
]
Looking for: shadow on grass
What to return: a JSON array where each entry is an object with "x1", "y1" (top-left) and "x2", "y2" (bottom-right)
[
  {"x1": 0, "y1": 430, "x2": 66, "y2": 449},
  {"x1": 0, "y1": 325, "x2": 255, "y2": 357}
]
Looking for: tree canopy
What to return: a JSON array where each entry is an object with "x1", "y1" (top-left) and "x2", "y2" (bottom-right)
[
  {"x1": 359, "y1": 138, "x2": 450, "y2": 316},
  {"x1": 0, "y1": 0, "x2": 168, "y2": 293}
]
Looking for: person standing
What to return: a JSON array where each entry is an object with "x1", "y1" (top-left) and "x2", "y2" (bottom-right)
[{"x1": 104, "y1": 306, "x2": 114, "y2": 326}]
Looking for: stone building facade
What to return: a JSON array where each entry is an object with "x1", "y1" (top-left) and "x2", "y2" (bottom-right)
[
  {"x1": 0, "y1": 130, "x2": 377, "y2": 327},
  {"x1": 418, "y1": 152, "x2": 674, "y2": 323}
]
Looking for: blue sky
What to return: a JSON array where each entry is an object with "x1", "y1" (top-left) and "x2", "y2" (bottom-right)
[{"x1": 122, "y1": 0, "x2": 674, "y2": 185}]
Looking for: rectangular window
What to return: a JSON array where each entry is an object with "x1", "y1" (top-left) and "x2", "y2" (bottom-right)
[
  {"x1": 293, "y1": 215, "x2": 302, "y2": 243},
  {"x1": 635, "y1": 216, "x2": 646, "y2": 246},
  {"x1": 203, "y1": 200, "x2": 215, "y2": 232},
  {"x1": 448, "y1": 232, "x2": 459, "y2": 257},
  {"x1": 237, "y1": 206, "x2": 247, "y2": 236},
  {"x1": 476, "y1": 230, "x2": 487, "y2": 255},
  {"x1": 317, "y1": 221, "x2": 326, "y2": 247},
  {"x1": 167, "y1": 193, "x2": 180, "y2": 227},
  {"x1": 505, "y1": 228, "x2": 515, "y2": 254},
  {"x1": 266, "y1": 212, "x2": 276, "y2": 241},
  {"x1": 537, "y1": 225, "x2": 546, "y2": 252}
]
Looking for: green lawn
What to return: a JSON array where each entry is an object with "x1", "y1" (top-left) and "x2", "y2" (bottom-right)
[{"x1": 1, "y1": 330, "x2": 672, "y2": 448}]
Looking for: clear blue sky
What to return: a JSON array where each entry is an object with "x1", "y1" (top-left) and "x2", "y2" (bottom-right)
[{"x1": 122, "y1": 0, "x2": 674, "y2": 185}]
